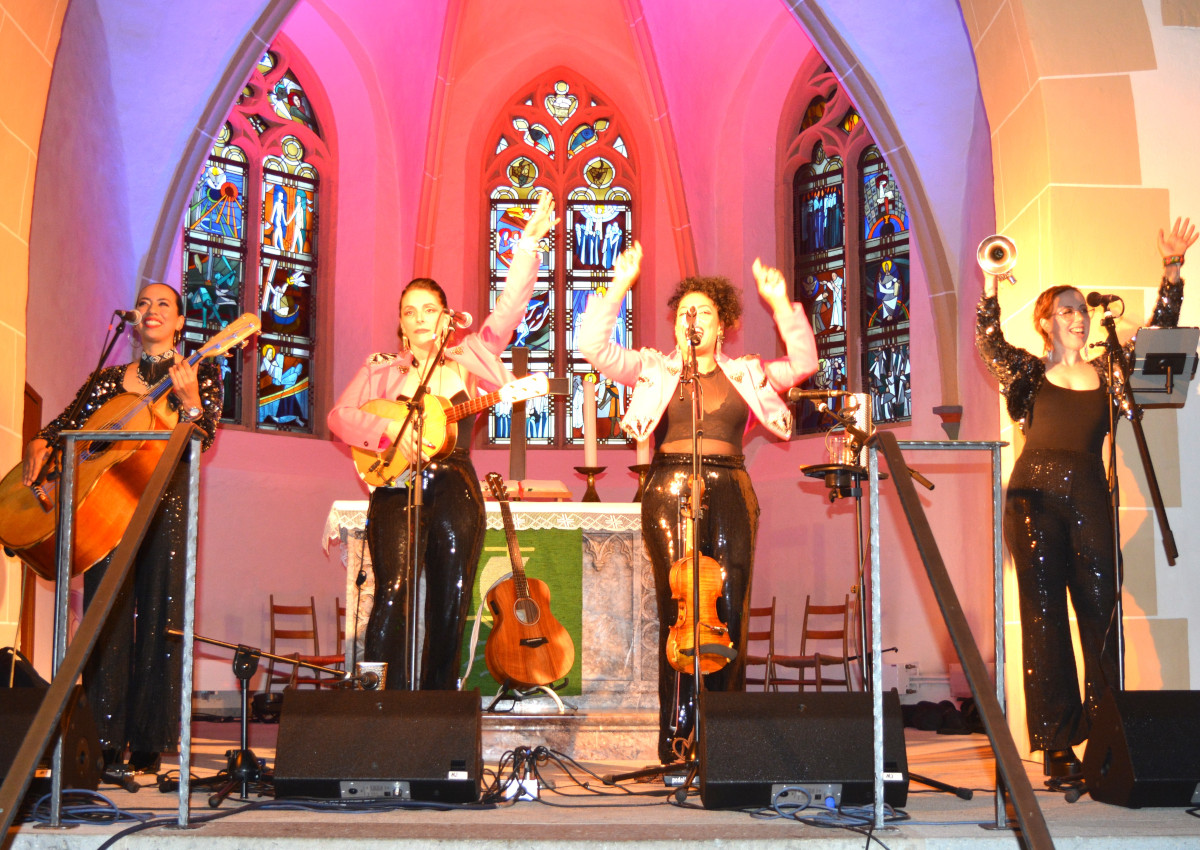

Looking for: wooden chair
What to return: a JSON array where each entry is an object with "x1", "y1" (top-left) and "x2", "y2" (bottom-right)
[
  {"x1": 262, "y1": 595, "x2": 342, "y2": 693},
  {"x1": 770, "y1": 594, "x2": 854, "y2": 692},
  {"x1": 743, "y1": 598, "x2": 776, "y2": 692}
]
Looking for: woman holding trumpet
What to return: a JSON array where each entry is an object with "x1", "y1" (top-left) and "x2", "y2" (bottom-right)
[{"x1": 975, "y1": 218, "x2": 1195, "y2": 777}]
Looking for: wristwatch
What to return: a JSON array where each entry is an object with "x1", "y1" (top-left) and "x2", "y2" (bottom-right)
[{"x1": 182, "y1": 405, "x2": 202, "y2": 422}]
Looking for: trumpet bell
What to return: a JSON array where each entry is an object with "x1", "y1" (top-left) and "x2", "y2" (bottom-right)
[{"x1": 977, "y1": 234, "x2": 1017, "y2": 277}]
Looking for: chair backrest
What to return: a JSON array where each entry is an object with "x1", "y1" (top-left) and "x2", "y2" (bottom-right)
[
  {"x1": 799, "y1": 594, "x2": 850, "y2": 656},
  {"x1": 263, "y1": 595, "x2": 320, "y2": 694},
  {"x1": 743, "y1": 597, "x2": 776, "y2": 690},
  {"x1": 335, "y1": 598, "x2": 346, "y2": 657}
]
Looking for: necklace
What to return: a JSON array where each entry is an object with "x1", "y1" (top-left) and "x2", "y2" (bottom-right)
[{"x1": 137, "y1": 349, "x2": 176, "y2": 389}]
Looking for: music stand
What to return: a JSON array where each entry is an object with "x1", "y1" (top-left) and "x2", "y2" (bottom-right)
[{"x1": 1128, "y1": 326, "x2": 1199, "y2": 408}]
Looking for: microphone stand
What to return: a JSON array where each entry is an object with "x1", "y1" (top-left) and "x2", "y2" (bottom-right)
[
  {"x1": 1093, "y1": 309, "x2": 1179, "y2": 689},
  {"x1": 396, "y1": 319, "x2": 456, "y2": 690}
]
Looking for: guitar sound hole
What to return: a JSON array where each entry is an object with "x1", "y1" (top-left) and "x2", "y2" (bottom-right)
[{"x1": 513, "y1": 598, "x2": 541, "y2": 626}]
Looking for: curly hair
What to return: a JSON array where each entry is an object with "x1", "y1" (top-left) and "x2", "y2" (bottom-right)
[
  {"x1": 1032, "y1": 284, "x2": 1082, "y2": 353},
  {"x1": 666, "y1": 276, "x2": 743, "y2": 331}
]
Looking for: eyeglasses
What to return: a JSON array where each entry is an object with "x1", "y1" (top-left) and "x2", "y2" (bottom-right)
[{"x1": 1054, "y1": 306, "x2": 1088, "y2": 318}]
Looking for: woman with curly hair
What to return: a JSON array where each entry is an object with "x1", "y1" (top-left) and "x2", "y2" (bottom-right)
[{"x1": 578, "y1": 243, "x2": 818, "y2": 762}]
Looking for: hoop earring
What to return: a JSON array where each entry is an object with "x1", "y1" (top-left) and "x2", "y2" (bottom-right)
[{"x1": 400, "y1": 333, "x2": 409, "y2": 352}]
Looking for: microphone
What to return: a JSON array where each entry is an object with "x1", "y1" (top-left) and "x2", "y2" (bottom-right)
[
  {"x1": 788, "y1": 388, "x2": 856, "y2": 401},
  {"x1": 685, "y1": 307, "x2": 701, "y2": 346},
  {"x1": 113, "y1": 309, "x2": 143, "y2": 325},
  {"x1": 445, "y1": 309, "x2": 473, "y2": 329},
  {"x1": 1086, "y1": 292, "x2": 1121, "y2": 308}
]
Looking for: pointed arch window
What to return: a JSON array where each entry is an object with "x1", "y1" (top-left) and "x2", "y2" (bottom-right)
[
  {"x1": 787, "y1": 66, "x2": 911, "y2": 432},
  {"x1": 483, "y1": 74, "x2": 638, "y2": 447},
  {"x1": 181, "y1": 43, "x2": 330, "y2": 434}
]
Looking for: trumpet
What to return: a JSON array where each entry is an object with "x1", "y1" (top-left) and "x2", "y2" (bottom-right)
[{"x1": 977, "y1": 234, "x2": 1017, "y2": 284}]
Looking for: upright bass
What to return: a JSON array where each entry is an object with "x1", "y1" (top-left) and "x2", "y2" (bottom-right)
[{"x1": 0, "y1": 314, "x2": 260, "y2": 579}]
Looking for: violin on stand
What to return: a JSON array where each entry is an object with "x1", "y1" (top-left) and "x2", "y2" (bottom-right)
[{"x1": 665, "y1": 496, "x2": 734, "y2": 675}]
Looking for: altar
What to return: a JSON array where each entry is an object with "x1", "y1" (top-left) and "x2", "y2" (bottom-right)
[{"x1": 323, "y1": 501, "x2": 659, "y2": 714}]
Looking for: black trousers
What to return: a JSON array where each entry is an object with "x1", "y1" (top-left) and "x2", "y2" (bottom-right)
[
  {"x1": 1003, "y1": 448, "x2": 1119, "y2": 751},
  {"x1": 640, "y1": 453, "x2": 759, "y2": 763},
  {"x1": 365, "y1": 450, "x2": 485, "y2": 690},
  {"x1": 83, "y1": 464, "x2": 187, "y2": 754}
]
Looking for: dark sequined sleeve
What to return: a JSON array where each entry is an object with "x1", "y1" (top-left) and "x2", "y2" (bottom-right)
[
  {"x1": 975, "y1": 293, "x2": 1045, "y2": 424},
  {"x1": 35, "y1": 365, "x2": 129, "y2": 446},
  {"x1": 1148, "y1": 275, "x2": 1185, "y2": 329},
  {"x1": 173, "y1": 361, "x2": 223, "y2": 452}
]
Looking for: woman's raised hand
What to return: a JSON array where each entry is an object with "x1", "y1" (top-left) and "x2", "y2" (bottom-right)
[
  {"x1": 608, "y1": 241, "x2": 643, "y2": 300},
  {"x1": 752, "y1": 259, "x2": 791, "y2": 313},
  {"x1": 522, "y1": 193, "x2": 560, "y2": 242},
  {"x1": 1159, "y1": 216, "x2": 1198, "y2": 261}
]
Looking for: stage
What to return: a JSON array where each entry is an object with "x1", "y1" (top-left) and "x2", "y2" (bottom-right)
[{"x1": 6, "y1": 719, "x2": 1200, "y2": 849}]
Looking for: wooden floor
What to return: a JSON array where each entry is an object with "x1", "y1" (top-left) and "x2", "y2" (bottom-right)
[{"x1": 6, "y1": 719, "x2": 1200, "y2": 849}]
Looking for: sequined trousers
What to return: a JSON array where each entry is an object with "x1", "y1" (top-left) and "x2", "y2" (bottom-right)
[
  {"x1": 365, "y1": 449, "x2": 485, "y2": 690},
  {"x1": 641, "y1": 452, "x2": 760, "y2": 763},
  {"x1": 83, "y1": 463, "x2": 188, "y2": 754},
  {"x1": 1003, "y1": 448, "x2": 1119, "y2": 751}
]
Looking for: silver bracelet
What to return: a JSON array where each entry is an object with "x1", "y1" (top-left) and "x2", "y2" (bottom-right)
[{"x1": 517, "y1": 236, "x2": 540, "y2": 254}]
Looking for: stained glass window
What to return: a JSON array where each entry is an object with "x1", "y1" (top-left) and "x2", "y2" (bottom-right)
[
  {"x1": 484, "y1": 75, "x2": 637, "y2": 447},
  {"x1": 181, "y1": 42, "x2": 328, "y2": 434},
  {"x1": 787, "y1": 64, "x2": 911, "y2": 432}
]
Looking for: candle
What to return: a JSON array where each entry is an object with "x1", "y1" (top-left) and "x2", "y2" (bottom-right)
[
  {"x1": 636, "y1": 436, "x2": 650, "y2": 466},
  {"x1": 583, "y1": 378, "x2": 598, "y2": 468}
]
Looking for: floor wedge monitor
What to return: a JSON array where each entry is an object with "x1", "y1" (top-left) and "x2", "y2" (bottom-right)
[
  {"x1": 274, "y1": 689, "x2": 481, "y2": 803},
  {"x1": 699, "y1": 690, "x2": 908, "y2": 810},
  {"x1": 1083, "y1": 689, "x2": 1200, "y2": 808}
]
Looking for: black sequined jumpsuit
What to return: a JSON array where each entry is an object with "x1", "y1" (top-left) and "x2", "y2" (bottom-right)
[
  {"x1": 363, "y1": 398, "x2": 482, "y2": 691},
  {"x1": 36, "y1": 359, "x2": 222, "y2": 755},
  {"x1": 975, "y1": 276, "x2": 1183, "y2": 750},
  {"x1": 643, "y1": 368, "x2": 756, "y2": 763}
]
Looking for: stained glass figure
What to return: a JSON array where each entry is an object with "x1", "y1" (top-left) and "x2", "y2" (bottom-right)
[
  {"x1": 787, "y1": 63, "x2": 910, "y2": 432},
  {"x1": 484, "y1": 74, "x2": 636, "y2": 446},
  {"x1": 514, "y1": 118, "x2": 555, "y2": 157},
  {"x1": 567, "y1": 118, "x2": 609, "y2": 158},
  {"x1": 181, "y1": 38, "x2": 327, "y2": 433},
  {"x1": 544, "y1": 81, "x2": 579, "y2": 124}
]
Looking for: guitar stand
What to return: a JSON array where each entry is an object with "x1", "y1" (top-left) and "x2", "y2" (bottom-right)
[{"x1": 485, "y1": 678, "x2": 574, "y2": 714}]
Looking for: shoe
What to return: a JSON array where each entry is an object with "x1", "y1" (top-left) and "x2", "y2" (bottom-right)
[
  {"x1": 1043, "y1": 748, "x2": 1082, "y2": 778},
  {"x1": 127, "y1": 751, "x2": 161, "y2": 775}
]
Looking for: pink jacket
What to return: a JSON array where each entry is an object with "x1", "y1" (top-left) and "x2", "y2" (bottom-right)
[
  {"x1": 576, "y1": 293, "x2": 818, "y2": 442},
  {"x1": 328, "y1": 249, "x2": 538, "y2": 451}
]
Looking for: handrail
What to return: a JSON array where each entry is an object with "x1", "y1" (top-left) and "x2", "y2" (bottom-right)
[
  {"x1": 0, "y1": 424, "x2": 199, "y2": 835},
  {"x1": 868, "y1": 431, "x2": 1054, "y2": 849}
]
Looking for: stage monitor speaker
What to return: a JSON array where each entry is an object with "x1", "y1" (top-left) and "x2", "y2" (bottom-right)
[
  {"x1": 1082, "y1": 689, "x2": 1200, "y2": 808},
  {"x1": 0, "y1": 685, "x2": 103, "y2": 801},
  {"x1": 274, "y1": 689, "x2": 481, "y2": 802},
  {"x1": 699, "y1": 690, "x2": 908, "y2": 810}
]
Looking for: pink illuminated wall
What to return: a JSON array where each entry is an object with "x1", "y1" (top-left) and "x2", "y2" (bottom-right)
[{"x1": 23, "y1": 0, "x2": 997, "y2": 693}]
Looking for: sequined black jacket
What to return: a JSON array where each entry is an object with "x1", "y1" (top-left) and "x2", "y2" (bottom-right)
[
  {"x1": 37, "y1": 361, "x2": 224, "y2": 452},
  {"x1": 975, "y1": 277, "x2": 1184, "y2": 430}
]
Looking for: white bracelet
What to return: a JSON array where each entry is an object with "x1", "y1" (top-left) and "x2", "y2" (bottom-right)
[{"x1": 517, "y1": 236, "x2": 540, "y2": 254}]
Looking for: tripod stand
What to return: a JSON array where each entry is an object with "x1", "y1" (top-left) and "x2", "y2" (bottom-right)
[{"x1": 162, "y1": 629, "x2": 345, "y2": 807}]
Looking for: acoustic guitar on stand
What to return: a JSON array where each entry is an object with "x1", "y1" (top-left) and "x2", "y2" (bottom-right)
[
  {"x1": 0, "y1": 313, "x2": 261, "y2": 580},
  {"x1": 482, "y1": 472, "x2": 575, "y2": 690},
  {"x1": 352, "y1": 373, "x2": 548, "y2": 487}
]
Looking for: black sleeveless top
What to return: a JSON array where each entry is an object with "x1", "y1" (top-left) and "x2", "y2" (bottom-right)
[
  {"x1": 654, "y1": 366, "x2": 749, "y2": 452},
  {"x1": 1021, "y1": 380, "x2": 1109, "y2": 456}
]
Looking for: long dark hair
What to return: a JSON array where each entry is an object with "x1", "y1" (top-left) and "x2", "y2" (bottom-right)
[{"x1": 135, "y1": 282, "x2": 186, "y2": 346}]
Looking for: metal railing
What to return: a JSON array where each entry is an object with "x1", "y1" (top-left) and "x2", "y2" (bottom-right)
[{"x1": 0, "y1": 423, "x2": 201, "y2": 834}]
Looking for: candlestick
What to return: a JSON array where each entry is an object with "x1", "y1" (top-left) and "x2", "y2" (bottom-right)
[
  {"x1": 583, "y1": 378, "x2": 598, "y2": 468},
  {"x1": 629, "y1": 463, "x2": 651, "y2": 502},
  {"x1": 636, "y1": 436, "x2": 650, "y2": 466},
  {"x1": 575, "y1": 466, "x2": 606, "y2": 502}
]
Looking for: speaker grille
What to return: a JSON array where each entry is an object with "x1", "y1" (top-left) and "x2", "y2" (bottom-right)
[
  {"x1": 274, "y1": 690, "x2": 481, "y2": 802},
  {"x1": 699, "y1": 691, "x2": 907, "y2": 809}
]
